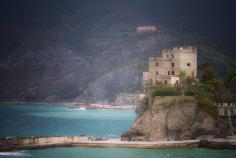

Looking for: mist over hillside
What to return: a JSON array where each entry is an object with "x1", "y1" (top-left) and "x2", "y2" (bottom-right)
[{"x1": 0, "y1": 0, "x2": 235, "y2": 102}]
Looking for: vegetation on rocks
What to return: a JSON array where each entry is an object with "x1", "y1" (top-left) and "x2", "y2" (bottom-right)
[
  {"x1": 146, "y1": 62, "x2": 236, "y2": 117},
  {"x1": 151, "y1": 84, "x2": 179, "y2": 97},
  {"x1": 197, "y1": 96, "x2": 217, "y2": 118}
]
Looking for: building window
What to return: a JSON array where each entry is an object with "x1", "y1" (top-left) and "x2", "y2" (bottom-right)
[
  {"x1": 171, "y1": 54, "x2": 174, "y2": 58},
  {"x1": 156, "y1": 71, "x2": 159, "y2": 75},
  {"x1": 171, "y1": 63, "x2": 174, "y2": 67},
  {"x1": 187, "y1": 63, "x2": 191, "y2": 66},
  {"x1": 156, "y1": 62, "x2": 159, "y2": 67},
  {"x1": 171, "y1": 71, "x2": 175, "y2": 75},
  {"x1": 168, "y1": 71, "x2": 170, "y2": 75}
]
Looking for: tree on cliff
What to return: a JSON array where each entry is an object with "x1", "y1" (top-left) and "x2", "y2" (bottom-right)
[
  {"x1": 198, "y1": 63, "x2": 235, "y2": 103},
  {"x1": 198, "y1": 63, "x2": 219, "y2": 83},
  {"x1": 178, "y1": 70, "x2": 187, "y2": 96},
  {"x1": 228, "y1": 73, "x2": 236, "y2": 102}
]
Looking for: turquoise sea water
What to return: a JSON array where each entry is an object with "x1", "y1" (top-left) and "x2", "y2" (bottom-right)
[
  {"x1": 0, "y1": 104, "x2": 236, "y2": 158},
  {"x1": 0, "y1": 104, "x2": 135, "y2": 137},
  {"x1": 0, "y1": 147, "x2": 236, "y2": 158}
]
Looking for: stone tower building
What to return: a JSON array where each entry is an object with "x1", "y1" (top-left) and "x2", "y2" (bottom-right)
[{"x1": 143, "y1": 46, "x2": 197, "y2": 85}]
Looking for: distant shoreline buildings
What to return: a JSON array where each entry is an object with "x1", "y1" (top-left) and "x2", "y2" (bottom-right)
[{"x1": 115, "y1": 93, "x2": 145, "y2": 106}]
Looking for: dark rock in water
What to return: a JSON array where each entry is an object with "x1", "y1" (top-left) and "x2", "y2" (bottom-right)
[
  {"x1": 121, "y1": 130, "x2": 145, "y2": 141},
  {"x1": 122, "y1": 96, "x2": 217, "y2": 141}
]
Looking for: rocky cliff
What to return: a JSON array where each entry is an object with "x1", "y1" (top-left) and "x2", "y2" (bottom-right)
[{"x1": 122, "y1": 96, "x2": 217, "y2": 141}]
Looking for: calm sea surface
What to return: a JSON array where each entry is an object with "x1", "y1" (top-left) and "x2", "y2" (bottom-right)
[
  {"x1": 0, "y1": 104, "x2": 235, "y2": 158},
  {"x1": 0, "y1": 104, "x2": 135, "y2": 137}
]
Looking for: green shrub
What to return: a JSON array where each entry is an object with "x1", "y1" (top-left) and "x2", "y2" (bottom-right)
[
  {"x1": 151, "y1": 85, "x2": 179, "y2": 98},
  {"x1": 185, "y1": 86, "x2": 198, "y2": 96},
  {"x1": 194, "y1": 83, "x2": 215, "y2": 98},
  {"x1": 197, "y1": 96, "x2": 217, "y2": 118}
]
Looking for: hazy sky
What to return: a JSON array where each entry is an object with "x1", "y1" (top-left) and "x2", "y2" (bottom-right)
[{"x1": 0, "y1": 0, "x2": 234, "y2": 32}]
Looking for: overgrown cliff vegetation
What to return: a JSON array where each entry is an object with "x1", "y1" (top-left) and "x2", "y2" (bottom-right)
[
  {"x1": 143, "y1": 63, "x2": 236, "y2": 118},
  {"x1": 0, "y1": 0, "x2": 235, "y2": 102},
  {"x1": 123, "y1": 63, "x2": 236, "y2": 141}
]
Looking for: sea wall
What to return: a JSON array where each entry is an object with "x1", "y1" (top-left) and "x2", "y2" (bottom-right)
[
  {"x1": 0, "y1": 136, "x2": 236, "y2": 151},
  {"x1": 0, "y1": 136, "x2": 88, "y2": 151}
]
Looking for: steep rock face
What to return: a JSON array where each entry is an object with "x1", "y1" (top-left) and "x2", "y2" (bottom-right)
[{"x1": 122, "y1": 96, "x2": 217, "y2": 141}]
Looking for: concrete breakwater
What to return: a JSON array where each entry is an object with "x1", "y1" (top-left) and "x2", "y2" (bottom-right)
[
  {"x1": 0, "y1": 136, "x2": 236, "y2": 151},
  {"x1": 0, "y1": 136, "x2": 88, "y2": 151}
]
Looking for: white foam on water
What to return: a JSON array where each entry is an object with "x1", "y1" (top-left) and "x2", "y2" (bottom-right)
[{"x1": 0, "y1": 151, "x2": 31, "y2": 157}]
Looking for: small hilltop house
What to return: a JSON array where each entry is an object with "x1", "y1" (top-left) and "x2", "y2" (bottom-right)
[{"x1": 136, "y1": 26, "x2": 157, "y2": 33}]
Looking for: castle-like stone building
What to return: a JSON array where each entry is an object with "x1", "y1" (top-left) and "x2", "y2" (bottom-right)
[{"x1": 143, "y1": 46, "x2": 197, "y2": 85}]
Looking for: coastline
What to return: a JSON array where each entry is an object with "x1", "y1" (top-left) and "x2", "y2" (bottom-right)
[
  {"x1": 0, "y1": 102, "x2": 136, "y2": 110},
  {"x1": 0, "y1": 101, "x2": 76, "y2": 106},
  {"x1": 0, "y1": 136, "x2": 236, "y2": 151}
]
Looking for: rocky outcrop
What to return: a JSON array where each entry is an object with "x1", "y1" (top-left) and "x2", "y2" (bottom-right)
[{"x1": 122, "y1": 96, "x2": 217, "y2": 141}]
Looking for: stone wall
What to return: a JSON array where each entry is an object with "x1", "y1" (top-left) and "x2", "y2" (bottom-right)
[
  {"x1": 0, "y1": 136, "x2": 88, "y2": 147},
  {"x1": 115, "y1": 93, "x2": 145, "y2": 106}
]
